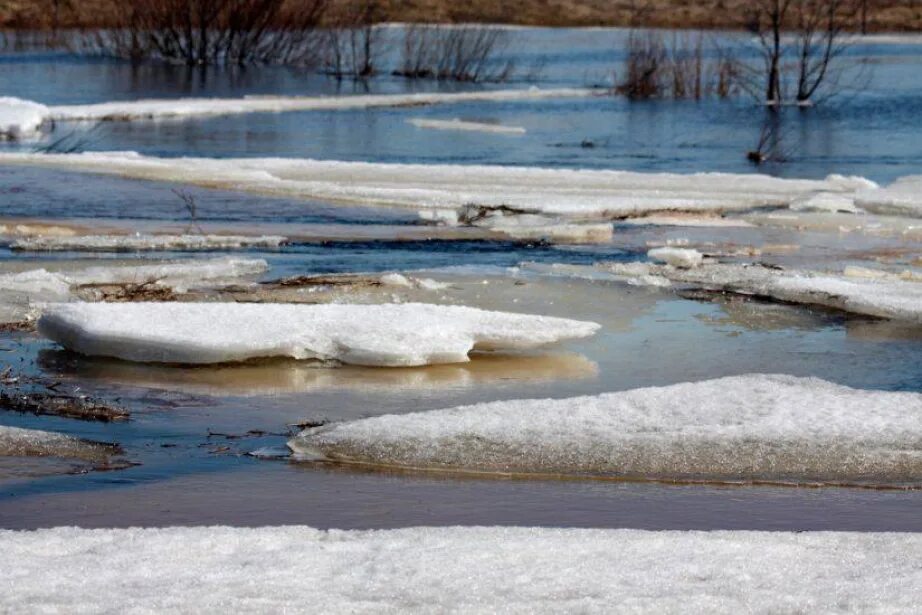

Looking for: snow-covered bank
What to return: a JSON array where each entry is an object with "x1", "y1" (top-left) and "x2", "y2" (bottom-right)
[
  {"x1": 0, "y1": 151, "x2": 878, "y2": 220},
  {"x1": 44, "y1": 88, "x2": 597, "y2": 122},
  {"x1": 1, "y1": 526, "x2": 919, "y2": 613},
  {"x1": 290, "y1": 374, "x2": 922, "y2": 486},
  {"x1": 0, "y1": 97, "x2": 49, "y2": 140},
  {"x1": 600, "y1": 261, "x2": 922, "y2": 323},
  {"x1": 37, "y1": 302, "x2": 600, "y2": 366},
  {"x1": 11, "y1": 234, "x2": 287, "y2": 252},
  {"x1": 408, "y1": 117, "x2": 527, "y2": 134}
]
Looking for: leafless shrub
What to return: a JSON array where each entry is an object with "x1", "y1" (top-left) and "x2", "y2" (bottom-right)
[
  {"x1": 172, "y1": 188, "x2": 204, "y2": 233},
  {"x1": 747, "y1": 115, "x2": 790, "y2": 164},
  {"x1": 80, "y1": 0, "x2": 328, "y2": 66},
  {"x1": 394, "y1": 25, "x2": 515, "y2": 83},
  {"x1": 320, "y1": 0, "x2": 381, "y2": 78}
]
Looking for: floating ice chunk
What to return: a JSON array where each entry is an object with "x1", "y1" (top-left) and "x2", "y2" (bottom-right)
[
  {"x1": 37, "y1": 302, "x2": 600, "y2": 366},
  {"x1": 65, "y1": 257, "x2": 268, "y2": 290},
  {"x1": 0, "y1": 269, "x2": 73, "y2": 300},
  {"x1": 11, "y1": 234, "x2": 287, "y2": 252},
  {"x1": 789, "y1": 191, "x2": 861, "y2": 214},
  {"x1": 0, "y1": 151, "x2": 876, "y2": 220},
  {"x1": 855, "y1": 175, "x2": 922, "y2": 217},
  {"x1": 408, "y1": 118, "x2": 526, "y2": 134},
  {"x1": 0, "y1": 425, "x2": 114, "y2": 462},
  {"x1": 619, "y1": 215, "x2": 756, "y2": 228},
  {"x1": 379, "y1": 273, "x2": 450, "y2": 291},
  {"x1": 0, "y1": 97, "x2": 49, "y2": 140},
  {"x1": 45, "y1": 88, "x2": 598, "y2": 122},
  {"x1": 647, "y1": 247, "x2": 704, "y2": 268},
  {"x1": 1, "y1": 526, "x2": 921, "y2": 613},
  {"x1": 290, "y1": 374, "x2": 922, "y2": 486},
  {"x1": 602, "y1": 261, "x2": 922, "y2": 322}
]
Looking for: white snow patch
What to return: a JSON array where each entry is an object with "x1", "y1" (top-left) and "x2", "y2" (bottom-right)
[
  {"x1": 290, "y1": 374, "x2": 922, "y2": 486},
  {"x1": 408, "y1": 117, "x2": 526, "y2": 134},
  {"x1": 0, "y1": 97, "x2": 49, "y2": 140},
  {"x1": 647, "y1": 247, "x2": 704, "y2": 268},
  {"x1": 602, "y1": 261, "x2": 922, "y2": 322},
  {"x1": 1, "y1": 525, "x2": 920, "y2": 613},
  {"x1": 11, "y1": 234, "x2": 287, "y2": 252},
  {"x1": 37, "y1": 302, "x2": 600, "y2": 366},
  {"x1": 0, "y1": 151, "x2": 877, "y2": 220},
  {"x1": 45, "y1": 88, "x2": 598, "y2": 122},
  {"x1": 789, "y1": 191, "x2": 861, "y2": 214}
]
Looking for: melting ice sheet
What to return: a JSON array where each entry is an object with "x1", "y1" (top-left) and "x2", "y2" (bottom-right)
[
  {"x1": 37, "y1": 302, "x2": 600, "y2": 367},
  {"x1": 1, "y1": 526, "x2": 920, "y2": 613},
  {"x1": 0, "y1": 151, "x2": 876, "y2": 219},
  {"x1": 0, "y1": 425, "x2": 113, "y2": 463},
  {"x1": 11, "y1": 234, "x2": 287, "y2": 252},
  {"x1": 290, "y1": 374, "x2": 922, "y2": 487}
]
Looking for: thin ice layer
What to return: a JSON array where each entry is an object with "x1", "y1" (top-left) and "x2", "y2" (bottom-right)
[
  {"x1": 1, "y1": 526, "x2": 920, "y2": 613},
  {"x1": 407, "y1": 118, "x2": 526, "y2": 134},
  {"x1": 601, "y1": 261, "x2": 922, "y2": 322},
  {"x1": 290, "y1": 374, "x2": 922, "y2": 486},
  {"x1": 37, "y1": 302, "x2": 600, "y2": 366},
  {"x1": 0, "y1": 151, "x2": 876, "y2": 219},
  {"x1": 12, "y1": 234, "x2": 286, "y2": 252},
  {"x1": 0, "y1": 97, "x2": 49, "y2": 139},
  {"x1": 46, "y1": 88, "x2": 598, "y2": 121}
]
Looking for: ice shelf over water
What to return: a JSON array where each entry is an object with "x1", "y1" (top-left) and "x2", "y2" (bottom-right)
[
  {"x1": 600, "y1": 261, "x2": 922, "y2": 323},
  {"x1": 0, "y1": 97, "x2": 49, "y2": 140},
  {"x1": 11, "y1": 234, "x2": 287, "y2": 252},
  {"x1": 290, "y1": 374, "x2": 922, "y2": 486},
  {"x1": 0, "y1": 151, "x2": 881, "y2": 220},
  {"x1": 37, "y1": 302, "x2": 601, "y2": 366},
  {"x1": 407, "y1": 118, "x2": 527, "y2": 134},
  {"x1": 1, "y1": 526, "x2": 920, "y2": 613},
  {"x1": 36, "y1": 88, "x2": 598, "y2": 122}
]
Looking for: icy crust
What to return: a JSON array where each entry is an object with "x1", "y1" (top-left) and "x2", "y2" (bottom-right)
[
  {"x1": 602, "y1": 261, "x2": 922, "y2": 323},
  {"x1": 0, "y1": 426, "x2": 112, "y2": 462},
  {"x1": 11, "y1": 234, "x2": 287, "y2": 252},
  {"x1": 0, "y1": 151, "x2": 876, "y2": 220},
  {"x1": 647, "y1": 247, "x2": 704, "y2": 268},
  {"x1": 408, "y1": 118, "x2": 527, "y2": 134},
  {"x1": 0, "y1": 97, "x2": 49, "y2": 140},
  {"x1": 856, "y1": 175, "x2": 922, "y2": 217},
  {"x1": 290, "y1": 374, "x2": 922, "y2": 486},
  {"x1": 37, "y1": 302, "x2": 601, "y2": 366},
  {"x1": 2, "y1": 527, "x2": 921, "y2": 614},
  {"x1": 46, "y1": 88, "x2": 598, "y2": 121}
]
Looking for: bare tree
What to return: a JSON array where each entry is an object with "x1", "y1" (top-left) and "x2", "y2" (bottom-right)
[
  {"x1": 394, "y1": 25, "x2": 515, "y2": 82},
  {"x1": 321, "y1": 0, "x2": 381, "y2": 79}
]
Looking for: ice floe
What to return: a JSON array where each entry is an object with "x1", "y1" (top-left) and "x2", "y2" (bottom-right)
[
  {"x1": 11, "y1": 234, "x2": 287, "y2": 252},
  {"x1": 37, "y1": 302, "x2": 600, "y2": 366},
  {"x1": 44, "y1": 88, "x2": 598, "y2": 122},
  {"x1": 600, "y1": 261, "x2": 922, "y2": 322},
  {"x1": 0, "y1": 151, "x2": 879, "y2": 221},
  {"x1": 290, "y1": 374, "x2": 922, "y2": 486},
  {"x1": 1, "y1": 526, "x2": 920, "y2": 613},
  {"x1": 379, "y1": 273, "x2": 451, "y2": 291},
  {"x1": 408, "y1": 118, "x2": 526, "y2": 134},
  {"x1": 0, "y1": 97, "x2": 49, "y2": 140},
  {"x1": 647, "y1": 247, "x2": 704, "y2": 268},
  {"x1": 856, "y1": 175, "x2": 922, "y2": 217},
  {"x1": 0, "y1": 425, "x2": 114, "y2": 462}
]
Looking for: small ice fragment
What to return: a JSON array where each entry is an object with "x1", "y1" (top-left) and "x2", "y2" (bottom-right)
[{"x1": 647, "y1": 247, "x2": 704, "y2": 268}]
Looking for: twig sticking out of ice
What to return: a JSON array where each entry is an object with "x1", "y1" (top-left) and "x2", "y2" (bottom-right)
[
  {"x1": 290, "y1": 374, "x2": 922, "y2": 487},
  {"x1": 0, "y1": 151, "x2": 877, "y2": 220},
  {"x1": 37, "y1": 302, "x2": 600, "y2": 366},
  {"x1": 601, "y1": 261, "x2": 922, "y2": 323},
  {"x1": 0, "y1": 425, "x2": 115, "y2": 462},
  {"x1": 647, "y1": 247, "x2": 704, "y2": 268},
  {"x1": 46, "y1": 88, "x2": 599, "y2": 122},
  {"x1": 0, "y1": 97, "x2": 50, "y2": 140},
  {"x1": 2, "y1": 526, "x2": 921, "y2": 613},
  {"x1": 407, "y1": 118, "x2": 526, "y2": 134},
  {"x1": 11, "y1": 234, "x2": 287, "y2": 252}
]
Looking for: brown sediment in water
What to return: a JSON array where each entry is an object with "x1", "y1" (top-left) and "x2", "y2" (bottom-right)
[{"x1": 0, "y1": 390, "x2": 130, "y2": 422}]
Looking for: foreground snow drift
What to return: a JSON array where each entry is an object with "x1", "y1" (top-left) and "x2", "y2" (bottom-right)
[
  {"x1": 290, "y1": 374, "x2": 922, "y2": 486},
  {"x1": 1, "y1": 526, "x2": 919, "y2": 613},
  {"x1": 11, "y1": 234, "x2": 286, "y2": 252},
  {"x1": 601, "y1": 261, "x2": 922, "y2": 323},
  {"x1": 0, "y1": 97, "x2": 49, "y2": 140},
  {"x1": 37, "y1": 302, "x2": 600, "y2": 366},
  {"x1": 0, "y1": 151, "x2": 875, "y2": 220},
  {"x1": 45, "y1": 88, "x2": 597, "y2": 122}
]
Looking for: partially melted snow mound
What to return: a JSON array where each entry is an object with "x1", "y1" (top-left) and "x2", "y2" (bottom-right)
[
  {"x1": 37, "y1": 302, "x2": 600, "y2": 366},
  {"x1": 0, "y1": 97, "x2": 49, "y2": 140},
  {"x1": 290, "y1": 374, "x2": 922, "y2": 486},
  {"x1": 12, "y1": 234, "x2": 286, "y2": 252}
]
